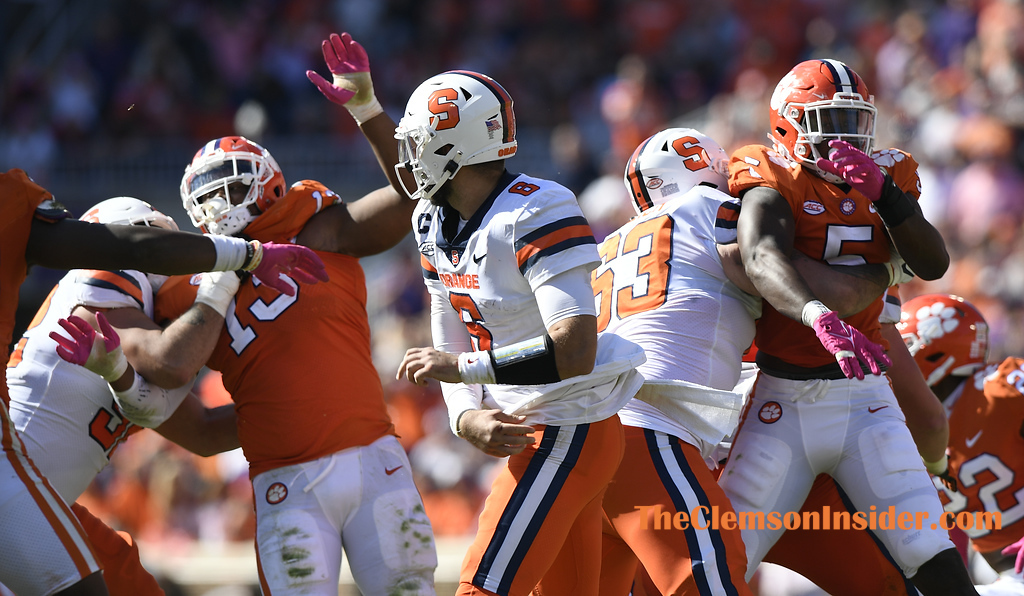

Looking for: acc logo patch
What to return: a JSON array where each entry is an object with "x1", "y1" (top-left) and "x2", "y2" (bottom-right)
[
  {"x1": 802, "y1": 201, "x2": 825, "y2": 215},
  {"x1": 266, "y1": 482, "x2": 288, "y2": 505},
  {"x1": 758, "y1": 401, "x2": 783, "y2": 424},
  {"x1": 840, "y1": 198, "x2": 856, "y2": 215},
  {"x1": 646, "y1": 177, "x2": 664, "y2": 190}
]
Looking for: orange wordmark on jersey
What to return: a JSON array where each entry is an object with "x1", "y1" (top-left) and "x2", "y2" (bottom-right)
[
  {"x1": 155, "y1": 184, "x2": 394, "y2": 478},
  {"x1": 727, "y1": 145, "x2": 921, "y2": 368},
  {"x1": 942, "y1": 357, "x2": 1024, "y2": 554}
]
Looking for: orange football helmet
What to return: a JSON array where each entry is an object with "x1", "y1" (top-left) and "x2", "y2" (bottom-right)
[
  {"x1": 768, "y1": 59, "x2": 876, "y2": 184},
  {"x1": 180, "y1": 136, "x2": 286, "y2": 236},
  {"x1": 623, "y1": 127, "x2": 729, "y2": 214},
  {"x1": 898, "y1": 294, "x2": 989, "y2": 386}
]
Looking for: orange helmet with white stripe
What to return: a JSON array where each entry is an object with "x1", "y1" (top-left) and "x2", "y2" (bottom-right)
[{"x1": 769, "y1": 59, "x2": 876, "y2": 184}]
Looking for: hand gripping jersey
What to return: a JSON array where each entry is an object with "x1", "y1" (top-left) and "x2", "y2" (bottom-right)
[
  {"x1": 154, "y1": 181, "x2": 395, "y2": 478},
  {"x1": 594, "y1": 185, "x2": 760, "y2": 453},
  {"x1": 6, "y1": 269, "x2": 158, "y2": 500},
  {"x1": 415, "y1": 171, "x2": 645, "y2": 425},
  {"x1": 937, "y1": 357, "x2": 1024, "y2": 554},
  {"x1": 728, "y1": 144, "x2": 921, "y2": 369}
]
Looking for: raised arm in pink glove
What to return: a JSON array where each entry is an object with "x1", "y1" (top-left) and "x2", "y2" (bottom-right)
[
  {"x1": 806, "y1": 305, "x2": 891, "y2": 380},
  {"x1": 815, "y1": 139, "x2": 884, "y2": 201},
  {"x1": 246, "y1": 242, "x2": 329, "y2": 297},
  {"x1": 1002, "y1": 535, "x2": 1024, "y2": 574},
  {"x1": 50, "y1": 312, "x2": 128, "y2": 383},
  {"x1": 306, "y1": 32, "x2": 382, "y2": 124}
]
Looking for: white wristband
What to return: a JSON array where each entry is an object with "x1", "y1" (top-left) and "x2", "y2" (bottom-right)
[
  {"x1": 206, "y1": 234, "x2": 249, "y2": 271},
  {"x1": 801, "y1": 300, "x2": 832, "y2": 327},
  {"x1": 458, "y1": 351, "x2": 496, "y2": 385},
  {"x1": 102, "y1": 350, "x2": 129, "y2": 384},
  {"x1": 348, "y1": 96, "x2": 383, "y2": 126},
  {"x1": 195, "y1": 271, "x2": 240, "y2": 317}
]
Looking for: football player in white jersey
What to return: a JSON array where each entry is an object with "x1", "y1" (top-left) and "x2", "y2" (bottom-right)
[
  {"x1": 324, "y1": 57, "x2": 644, "y2": 593},
  {"x1": 594, "y1": 128, "x2": 921, "y2": 595},
  {"x1": 6, "y1": 197, "x2": 243, "y2": 596}
]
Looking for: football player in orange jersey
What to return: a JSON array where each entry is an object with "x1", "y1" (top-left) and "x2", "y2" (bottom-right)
[
  {"x1": 900, "y1": 294, "x2": 1024, "y2": 595},
  {"x1": 0, "y1": 170, "x2": 326, "y2": 596},
  {"x1": 720, "y1": 58, "x2": 977, "y2": 594},
  {"x1": 62, "y1": 34, "x2": 440, "y2": 595}
]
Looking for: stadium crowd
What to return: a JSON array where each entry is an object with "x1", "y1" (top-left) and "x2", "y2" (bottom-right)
[{"x1": 3, "y1": 0, "x2": 1024, "y2": 592}]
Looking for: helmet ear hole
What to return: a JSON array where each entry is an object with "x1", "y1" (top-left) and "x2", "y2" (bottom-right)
[
  {"x1": 435, "y1": 143, "x2": 454, "y2": 156},
  {"x1": 925, "y1": 352, "x2": 945, "y2": 362}
]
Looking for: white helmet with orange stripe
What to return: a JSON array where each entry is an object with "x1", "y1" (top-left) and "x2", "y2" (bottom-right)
[
  {"x1": 395, "y1": 70, "x2": 517, "y2": 202},
  {"x1": 80, "y1": 196, "x2": 179, "y2": 231},
  {"x1": 623, "y1": 128, "x2": 729, "y2": 214},
  {"x1": 80, "y1": 196, "x2": 179, "y2": 290}
]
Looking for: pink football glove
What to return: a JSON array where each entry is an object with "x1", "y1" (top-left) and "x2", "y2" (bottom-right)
[
  {"x1": 1001, "y1": 535, "x2": 1024, "y2": 574},
  {"x1": 306, "y1": 32, "x2": 371, "y2": 108},
  {"x1": 815, "y1": 140, "x2": 884, "y2": 201},
  {"x1": 250, "y1": 242, "x2": 329, "y2": 297},
  {"x1": 50, "y1": 312, "x2": 128, "y2": 382},
  {"x1": 812, "y1": 311, "x2": 891, "y2": 380}
]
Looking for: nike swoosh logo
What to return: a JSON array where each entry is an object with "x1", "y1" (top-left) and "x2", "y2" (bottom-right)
[
  {"x1": 385, "y1": 466, "x2": 403, "y2": 476},
  {"x1": 965, "y1": 431, "x2": 982, "y2": 448},
  {"x1": 473, "y1": 253, "x2": 486, "y2": 264},
  {"x1": 868, "y1": 406, "x2": 888, "y2": 413}
]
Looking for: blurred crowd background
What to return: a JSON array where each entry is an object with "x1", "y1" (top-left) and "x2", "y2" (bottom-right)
[{"x1": 3, "y1": 0, "x2": 1024, "y2": 592}]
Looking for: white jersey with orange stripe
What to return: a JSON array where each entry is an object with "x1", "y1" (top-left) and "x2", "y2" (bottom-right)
[
  {"x1": 5, "y1": 268, "x2": 156, "y2": 501},
  {"x1": 595, "y1": 186, "x2": 761, "y2": 454},
  {"x1": 415, "y1": 171, "x2": 645, "y2": 426}
]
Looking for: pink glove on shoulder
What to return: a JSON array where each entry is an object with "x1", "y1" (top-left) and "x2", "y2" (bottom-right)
[
  {"x1": 815, "y1": 140, "x2": 884, "y2": 201},
  {"x1": 247, "y1": 242, "x2": 329, "y2": 297},
  {"x1": 811, "y1": 310, "x2": 891, "y2": 380}
]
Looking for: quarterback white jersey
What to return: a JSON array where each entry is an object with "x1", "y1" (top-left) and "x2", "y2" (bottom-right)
[
  {"x1": 416, "y1": 171, "x2": 645, "y2": 425},
  {"x1": 594, "y1": 186, "x2": 761, "y2": 452},
  {"x1": 6, "y1": 269, "x2": 160, "y2": 500}
]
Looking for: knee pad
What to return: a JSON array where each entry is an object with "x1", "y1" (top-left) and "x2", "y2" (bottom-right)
[
  {"x1": 257, "y1": 508, "x2": 331, "y2": 589},
  {"x1": 888, "y1": 495, "x2": 955, "y2": 577},
  {"x1": 720, "y1": 432, "x2": 793, "y2": 510}
]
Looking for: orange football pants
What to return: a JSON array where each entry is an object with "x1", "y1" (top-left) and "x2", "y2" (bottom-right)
[
  {"x1": 600, "y1": 426, "x2": 751, "y2": 596},
  {"x1": 762, "y1": 474, "x2": 914, "y2": 596},
  {"x1": 458, "y1": 415, "x2": 624, "y2": 596},
  {"x1": 71, "y1": 503, "x2": 165, "y2": 596}
]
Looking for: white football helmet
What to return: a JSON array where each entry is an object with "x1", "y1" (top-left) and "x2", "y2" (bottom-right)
[
  {"x1": 80, "y1": 196, "x2": 179, "y2": 231},
  {"x1": 394, "y1": 70, "x2": 517, "y2": 201},
  {"x1": 180, "y1": 136, "x2": 286, "y2": 236},
  {"x1": 80, "y1": 197, "x2": 179, "y2": 290},
  {"x1": 623, "y1": 128, "x2": 729, "y2": 214}
]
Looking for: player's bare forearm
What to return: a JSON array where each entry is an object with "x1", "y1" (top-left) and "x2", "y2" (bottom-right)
[
  {"x1": 297, "y1": 186, "x2": 415, "y2": 257},
  {"x1": 360, "y1": 111, "x2": 416, "y2": 197},
  {"x1": 885, "y1": 211, "x2": 949, "y2": 281},
  {"x1": 97, "y1": 305, "x2": 219, "y2": 389},
  {"x1": 28, "y1": 218, "x2": 216, "y2": 274},
  {"x1": 882, "y1": 324, "x2": 949, "y2": 462},
  {"x1": 737, "y1": 187, "x2": 816, "y2": 321},
  {"x1": 548, "y1": 315, "x2": 597, "y2": 379},
  {"x1": 795, "y1": 256, "x2": 888, "y2": 317},
  {"x1": 155, "y1": 396, "x2": 239, "y2": 456}
]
